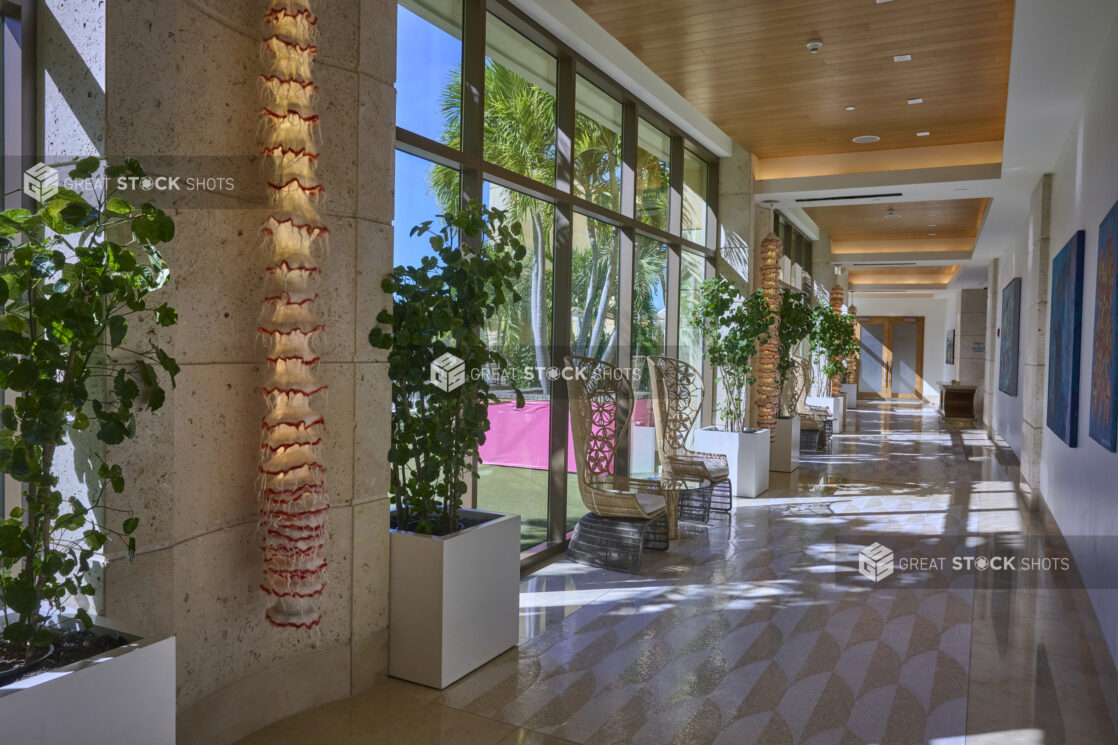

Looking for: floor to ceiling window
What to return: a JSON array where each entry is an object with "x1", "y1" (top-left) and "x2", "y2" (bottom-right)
[{"x1": 393, "y1": 0, "x2": 718, "y2": 559}]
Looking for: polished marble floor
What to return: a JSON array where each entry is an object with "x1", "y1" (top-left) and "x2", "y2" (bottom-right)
[{"x1": 236, "y1": 402, "x2": 1118, "y2": 745}]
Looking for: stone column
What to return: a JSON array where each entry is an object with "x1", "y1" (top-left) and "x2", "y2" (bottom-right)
[
  {"x1": 984, "y1": 258, "x2": 1000, "y2": 433},
  {"x1": 957, "y1": 288, "x2": 988, "y2": 416},
  {"x1": 1020, "y1": 174, "x2": 1053, "y2": 510},
  {"x1": 717, "y1": 142, "x2": 753, "y2": 293},
  {"x1": 829, "y1": 285, "x2": 844, "y2": 396},
  {"x1": 95, "y1": 1, "x2": 396, "y2": 743}
]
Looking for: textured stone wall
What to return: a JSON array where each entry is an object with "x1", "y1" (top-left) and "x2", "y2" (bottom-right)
[
  {"x1": 984, "y1": 258, "x2": 999, "y2": 432},
  {"x1": 955, "y1": 288, "x2": 987, "y2": 416},
  {"x1": 717, "y1": 143, "x2": 753, "y2": 293},
  {"x1": 1020, "y1": 174, "x2": 1052, "y2": 509},
  {"x1": 63, "y1": 1, "x2": 399, "y2": 743}
]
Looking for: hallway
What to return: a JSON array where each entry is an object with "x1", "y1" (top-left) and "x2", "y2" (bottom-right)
[{"x1": 237, "y1": 403, "x2": 1118, "y2": 745}]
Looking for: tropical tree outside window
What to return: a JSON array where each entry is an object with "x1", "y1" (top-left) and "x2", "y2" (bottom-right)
[
  {"x1": 570, "y1": 213, "x2": 619, "y2": 363},
  {"x1": 682, "y1": 149, "x2": 708, "y2": 245},
  {"x1": 636, "y1": 118, "x2": 670, "y2": 230},
  {"x1": 679, "y1": 249, "x2": 705, "y2": 374},
  {"x1": 483, "y1": 13, "x2": 556, "y2": 185},
  {"x1": 574, "y1": 76, "x2": 622, "y2": 211},
  {"x1": 396, "y1": 0, "x2": 462, "y2": 143},
  {"x1": 632, "y1": 236, "x2": 668, "y2": 394}
]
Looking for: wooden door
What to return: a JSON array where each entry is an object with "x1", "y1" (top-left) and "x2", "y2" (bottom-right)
[{"x1": 856, "y1": 316, "x2": 925, "y2": 400}]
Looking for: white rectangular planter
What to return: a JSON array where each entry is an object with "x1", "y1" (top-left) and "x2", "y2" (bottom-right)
[
  {"x1": 772, "y1": 416, "x2": 801, "y2": 472},
  {"x1": 806, "y1": 395, "x2": 844, "y2": 434},
  {"x1": 0, "y1": 616, "x2": 175, "y2": 745},
  {"x1": 389, "y1": 508, "x2": 520, "y2": 689},
  {"x1": 693, "y1": 426, "x2": 770, "y2": 497},
  {"x1": 842, "y1": 383, "x2": 858, "y2": 412}
]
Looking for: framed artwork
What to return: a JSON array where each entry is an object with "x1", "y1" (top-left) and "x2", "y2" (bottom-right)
[
  {"x1": 999, "y1": 277, "x2": 1022, "y2": 395},
  {"x1": 1046, "y1": 230, "x2": 1086, "y2": 447},
  {"x1": 1089, "y1": 200, "x2": 1118, "y2": 452},
  {"x1": 946, "y1": 329, "x2": 955, "y2": 364}
]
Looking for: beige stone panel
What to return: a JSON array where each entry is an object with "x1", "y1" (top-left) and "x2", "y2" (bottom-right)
[
  {"x1": 350, "y1": 627, "x2": 389, "y2": 693},
  {"x1": 157, "y1": 208, "x2": 266, "y2": 364},
  {"x1": 317, "y1": 64, "x2": 360, "y2": 220},
  {"x1": 321, "y1": 362, "x2": 358, "y2": 507},
  {"x1": 319, "y1": 217, "x2": 360, "y2": 364},
  {"x1": 105, "y1": 381, "x2": 177, "y2": 548},
  {"x1": 103, "y1": 545, "x2": 175, "y2": 638},
  {"x1": 355, "y1": 219, "x2": 393, "y2": 362},
  {"x1": 173, "y1": 510, "x2": 354, "y2": 711},
  {"x1": 105, "y1": 0, "x2": 178, "y2": 156},
  {"x1": 171, "y1": 363, "x2": 263, "y2": 543},
  {"x1": 177, "y1": 641, "x2": 353, "y2": 745},
  {"x1": 351, "y1": 499, "x2": 390, "y2": 641},
  {"x1": 360, "y1": 0, "x2": 397, "y2": 86},
  {"x1": 357, "y1": 74, "x2": 396, "y2": 226},
  {"x1": 354, "y1": 363, "x2": 391, "y2": 501},
  {"x1": 315, "y1": 0, "x2": 362, "y2": 73},
  {"x1": 185, "y1": 0, "x2": 259, "y2": 38}
]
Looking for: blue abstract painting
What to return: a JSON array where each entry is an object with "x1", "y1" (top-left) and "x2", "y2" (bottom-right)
[
  {"x1": 999, "y1": 277, "x2": 1021, "y2": 396},
  {"x1": 1089, "y1": 200, "x2": 1118, "y2": 452},
  {"x1": 1046, "y1": 230, "x2": 1085, "y2": 447}
]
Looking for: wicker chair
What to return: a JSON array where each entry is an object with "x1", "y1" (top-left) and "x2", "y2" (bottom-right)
[
  {"x1": 647, "y1": 355, "x2": 732, "y2": 516},
  {"x1": 787, "y1": 356, "x2": 833, "y2": 449},
  {"x1": 565, "y1": 355, "x2": 670, "y2": 572}
]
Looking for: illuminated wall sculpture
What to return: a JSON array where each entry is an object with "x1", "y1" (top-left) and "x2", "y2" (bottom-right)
[
  {"x1": 259, "y1": 0, "x2": 328, "y2": 628},
  {"x1": 830, "y1": 285, "x2": 844, "y2": 396},
  {"x1": 756, "y1": 233, "x2": 782, "y2": 434},
  {"x1": 847, "y1": 304, "x2": 859, "y2": 387}
]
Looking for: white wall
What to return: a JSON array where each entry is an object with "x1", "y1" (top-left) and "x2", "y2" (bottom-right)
[
  {"x1": 1038, "y1": 16, "x2": 1118, "y2": 674},
  {"x1": 851, "y1": 297, "x2": 952, "y2": 406},
  {"x1": 987, "y1": 14, "x2": 1118, "y2": 676}
]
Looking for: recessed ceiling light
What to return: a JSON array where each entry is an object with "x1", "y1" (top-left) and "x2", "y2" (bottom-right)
[
  {"x1": 876, "y1": 0, "x2": 895, "y2": 3},
  {"x1": 853, "y1": 135, "x2": 880, "y2": 144},
  {"x1": 917, "y1": 131, "x2": 931, "y2": 136},
  {"x1": 929, "y1": 224, "x2": 937, "y2": 227},
  {"x1": 929, "y1": 232, "x2": 937, "y2": 236},
  {"x1": 884, "y1": 208, "x2": 901, "y2": 219},
  {"x1": 845, "y1": 105, "x2": 856, "y2": 111},
  {"x1": 908, "y1": 98, "x2": 923, "y2": 104},
  {"x1": 894, "y1": 54, "x2": 912, "y2": 62}
]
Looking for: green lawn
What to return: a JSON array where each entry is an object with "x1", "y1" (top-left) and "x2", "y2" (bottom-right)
[{"x1": 475, "y1": 465, "x2": 586, "y2": 551}]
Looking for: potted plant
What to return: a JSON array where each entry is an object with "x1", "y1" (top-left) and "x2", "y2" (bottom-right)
[
  {"x1": 0, "y1": 158, "x2": 178, "y2": 743},
  {"x1": 807, "y1": 306, "x2": 859, "y2": 432},
  {"x1": 689, "y1": 276, "x2": 775, "y2": 497},
  {"x1": 368, "y1": 201, "x2": 525, "y2": 689},
  {"x1": 771, "y1": 290, "x2": 813, "y2": 471}
]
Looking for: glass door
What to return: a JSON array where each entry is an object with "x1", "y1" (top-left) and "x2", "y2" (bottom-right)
[{"x1": 857, "y1": 317, "x2": 925, "y2": 399}]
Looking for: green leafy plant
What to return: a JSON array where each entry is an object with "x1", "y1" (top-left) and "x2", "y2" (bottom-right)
[
  {"x1": 0, "y1": 157, "x2": 179, "y2": 659},
  {"x1": 811, "y1": 306, "x2": 859, "y2": 384},
  {"x1": 368, "y1": 202, "x2": 527, "y2": 536},
  {"x1": 774, "y1": 290, "x2": 814, "y2": 416},
  {"x1": 691, "y1": 276, "x2": 774, "y2": 432}
]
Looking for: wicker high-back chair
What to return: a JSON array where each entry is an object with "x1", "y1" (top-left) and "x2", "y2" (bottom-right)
[
  {"x1": 647, "y1": 355, "x2": 732, "y2": 512},
  {"x1": 789, "y1": 356, "x2": 833, "y2": 447},
  {"x1": 564, "y1": 355, "x2": 670, "y2": 572}
]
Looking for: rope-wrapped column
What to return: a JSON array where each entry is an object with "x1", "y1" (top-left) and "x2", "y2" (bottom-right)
[
  {"x1": 259, "y1": 0, "x2": 329, "y2": 629},
  {"x1": 829, "y1": 285, "x2": 844, "y2": 396},
  {"x1": 755, "y1": 232, "x2": 782, "y2": 435},
  {"x1": 846, "y1": 304, "x2": 859, "y2": 391}
]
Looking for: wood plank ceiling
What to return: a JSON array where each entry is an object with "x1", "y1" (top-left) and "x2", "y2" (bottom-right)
[
  {"x1": 805, "y1": 198, "x2": 989, "y2": 241},
  {"x1": 571, "y1": 0, "x2": 1015, "y2": 158}
]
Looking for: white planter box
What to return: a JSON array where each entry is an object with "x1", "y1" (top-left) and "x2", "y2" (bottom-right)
[
  {"x1": 630, "y1": 424, "x2": 657, "y2": 474},
  {"x1": 772, "y1": 416, "x2": 801, "y2": 472},
  {"x1": 693, "y1": 426, "x2": 770, "y2": 497},
  {"x1": 0, "y1": 616, "x2": 175, "y2": 745},
  {"x1": 389, "y1": 508, "x2": 520, "y2": 689},
  {"x1": 806, "y1": 395, "x2": 844, "y2": 434},
  {"x1": 842, "y1": 383, "x2": 858, "y2": 412}
]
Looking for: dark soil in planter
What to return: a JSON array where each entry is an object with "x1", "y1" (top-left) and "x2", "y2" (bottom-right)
[{"x1": 0, "y1": 631, "x2": 128, "y2": 685}]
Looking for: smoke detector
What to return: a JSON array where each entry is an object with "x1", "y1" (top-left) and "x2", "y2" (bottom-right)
[{"x1": 806, "y1": 39, "x2": 823, "y2": 54}]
